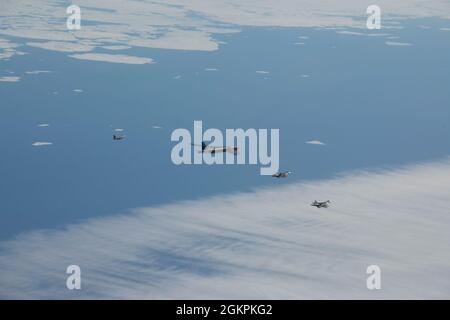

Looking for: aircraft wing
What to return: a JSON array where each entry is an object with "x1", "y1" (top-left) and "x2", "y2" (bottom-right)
[
  {"x1": 191, "y1": 143, "x2": 203, "y2": 148},
  {"x1": 203, "y1": 146, "x2": 235, "y2": 153},
  {"x1": 225, "y1": 146, "x2": 238, "y2": 153}
]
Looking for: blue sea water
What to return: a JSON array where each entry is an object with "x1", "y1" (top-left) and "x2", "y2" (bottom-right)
[{"x1": 1, "y1": 18, "x2": 449, "y2": 239}]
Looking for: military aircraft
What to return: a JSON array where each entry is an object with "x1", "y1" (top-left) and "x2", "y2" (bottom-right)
[
  {"x1": 192, "y1": 141, "x2": 238, "y2": 154},
  {"x1": 113, "y1": 134, "x2": 126, "y2": 141},
  {"x1": 272, "y1": 171, "x2": 291, "y2": 178},
  {"x1": 311, "y1": 200, "x2": 330, "y2": 208}
]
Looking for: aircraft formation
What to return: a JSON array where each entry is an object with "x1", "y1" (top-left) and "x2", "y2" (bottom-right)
[{"x1": 113, "y1": 136, "x2": 331, "y2": 209}]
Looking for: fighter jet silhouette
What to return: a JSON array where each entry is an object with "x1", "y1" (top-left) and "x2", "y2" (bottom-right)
[
  {"x1": 272, "y1": 171, "x2": 291, "y2": 178},
  {"x1": 311, "y1": 200, "x2": 331, "y2": 208},
  {"x1": 113, "y1": 134, "x2": 126, "y2": 141}
]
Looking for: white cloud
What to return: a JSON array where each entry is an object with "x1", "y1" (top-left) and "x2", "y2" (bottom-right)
[
  {"x1": 256, "y1": 70, "x2": 270, "y2": 74},
  {"x1": 69, "y1": 53, "x2": 153, "y2": 65},
  {"x1": 73, "y1": 89, "x2": 83, "y2": 93},
  {"x1": 306, "y1": 140, "x2": 326, "y2": 146},
  {"x1": 37, "y1": 124, "x2": 50, "y2": 127},
  {"x1": 31, "y1": 142, "x2": 52, "y2": 147},
  {"x1": 1, "y1": 158, "x2": 450, "y2": 299},
  {"x1": 0, "y1": 76, "x2": 20, "y2": 82},
  {"x1": 205, "y1": 68, "x2": 219, "y2": 71}
]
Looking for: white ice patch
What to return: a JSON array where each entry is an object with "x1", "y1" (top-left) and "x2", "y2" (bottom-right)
[
  {"x1": 69, "y1": 53, "x2": 153, "y2": 65},
  {"x1": 385, "y1": 41, "x2": 412, "y2": 46},
  {"x1": 25, "y1": 70, "x2": 51, "y2": 75},
  {"x1": 32, "y1": 142, "x2": 52, "y2": 147},
  {"x1": 0, "y1": 76, "x2": 20, "y2": 82},
  {"x1": 306, "y1": 140, "x2": 326, "y2": 146}
]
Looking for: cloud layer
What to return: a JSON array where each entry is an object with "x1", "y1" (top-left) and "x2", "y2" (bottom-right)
[{"x1": 1, "y1": 158, "x2": 450, "y2": 299}]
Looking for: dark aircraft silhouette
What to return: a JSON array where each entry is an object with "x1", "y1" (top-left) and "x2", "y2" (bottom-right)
[
  {"x1": 272, "y1": 171, "x2": 291, "y2": 178},
  {"x1": 113, "y1": 134, "x2": 126, "y2": 141},
  {"x1": 192, "y1": 141, "x2": 238, "y2": 154},
  {"x1": 311, "y1": 200, "x2": 330, "y2": 208}
]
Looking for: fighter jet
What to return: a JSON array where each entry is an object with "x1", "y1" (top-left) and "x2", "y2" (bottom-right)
[
  {"x1": 113, "y1": 134, "x2": 126, "y2": 141},
  {"x1": 311, "y1": 200, "x2": 330, "y2": 208},
  {"x1": 192, "y1": 141, "x2": 238, "y2": 154},
  {"x1": 272, "y1": 171, "x2": 291, "y2": 178}
]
